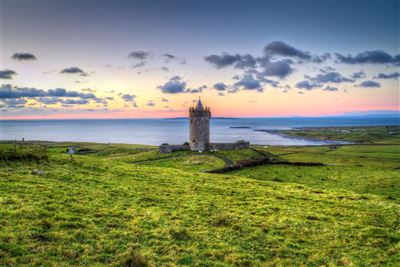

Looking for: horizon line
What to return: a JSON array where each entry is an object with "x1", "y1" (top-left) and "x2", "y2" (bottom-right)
[{"x1": 2, "y1": 114, "x2": 400, "y2": 121}]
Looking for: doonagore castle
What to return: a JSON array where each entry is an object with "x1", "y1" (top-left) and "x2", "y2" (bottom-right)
[
  {"x1": 189, "y1": 99, "x2": 211, "y2": 151},
  {"x1": 159, "y1": 99, "x2": 249, "y2": 153}
]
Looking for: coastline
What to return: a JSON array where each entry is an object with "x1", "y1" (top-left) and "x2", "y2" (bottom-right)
[
  {"x1": 253, "y1": 129, "x2": 352, "y2": 144},
  {"x1": 252, "y1": 125, "x2": 400, "y2": 144}
]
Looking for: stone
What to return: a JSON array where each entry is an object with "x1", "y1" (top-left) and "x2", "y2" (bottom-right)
[
  {"x1": 31, "y1": 169, "x2": 45, "y2": 175},
  {"x1": 67, "y1": 147, "x2": 76, "y2": 155}
]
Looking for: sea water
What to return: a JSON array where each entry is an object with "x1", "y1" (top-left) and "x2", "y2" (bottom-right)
[{"x1": 1, "y1": 116, "x2": 398, "y2": 146}]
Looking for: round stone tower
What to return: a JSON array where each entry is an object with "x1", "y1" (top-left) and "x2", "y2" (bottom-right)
[{"x1": 189, "y1": 99, "x2": 211, "y2": 152}]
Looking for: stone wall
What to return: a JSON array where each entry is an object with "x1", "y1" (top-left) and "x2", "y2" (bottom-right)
[
  {"x1": 209, "y1": 140, "x2": 250, "y2": 151},
  {"x1": 159, "y1": 143, "x2": 190, "y2": 154},
  {"x1": 159, "y1": 141, "x2": 249, "y2": 154}
]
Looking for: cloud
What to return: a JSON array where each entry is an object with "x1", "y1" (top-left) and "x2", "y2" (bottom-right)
[
  {"x1": 163, "y1": 54, "x2": 186, "y2": 64},
  {"x1": 374, "y1": 72, "x2": 400, "y2": 79},
  {"x1": 212, "y1": 72, "x2": 283, "y2": 94},
  {"x1": 147, "y1": 100, "x2": 155, "y2": 107},
  {"x1": 188, "y1": 85, "x2": 207, "y2": 94},
  {"x1": 128, "y1": 51, "x2": 150, "y2": 60},
  {"x1": 253, "y1": 71, "x2": 280, "y2": 87},
  {"x1": 0, "y1": 69, "x2": 17, "y2": 79},
  {"x1": 213, "y1": 82, "x2": 227, "y2": 91},
  {"x1": 351, "y1": 71, "x2": 366, "y2": 79},
  {"x1": 204, "y1": 42, "x2": 400, "y2": 93},
  {"x1": 37, "y1": 97, "x2": 60, "y2": 105},
  {"x1": 1, "y1": 84, "x2": 46, "y2": 98},
  {"x1": 234, "y1": 74, "x2": 263, "y2": 92},
  {"x1": 204, "y1": 53, "x2": 256, "y2": 69},
  {"x1": 0, "y1": 98, "x2": 27, "y2": 108},
  {"x1": 295, "y1": 81, "x2": 319, "y2": 90},
  {"x1": 261, "y1": 60, "x2": 293, "y2": 78},
  {"x1": 0, "y1": 84, "x2": 96, "y2": 99},
  {"x1": 158, "y1": 76, "x2": 208, "y2": 94},
  {"x1": 263, "y1": 41, "x2": 329, "y2": 63},
  {"x1": 323, "y1": 86, "x2": 338, "y2": 92},
  {"x1": 127, "y1": 51, "x2": 151, "y2": 69},
  {"x1": 204, "y1": 42, "x2": 325, "y2": 75},
  {"x1": 158, "y1": 76, "x2": 187, "y2": 94},
  {"x1": 265, "y1": 79, "x2": 280, "y2": 88},
  {"x1": 264, "y1": 41, "x2": 312, "y2": 60},
  {"x1": 94, "y1": 98, "x2": 108, "y2": 106},
  {"x1": 121, "y1": 94, "x2": 137, "y2": 101},
  {"x1": 296, "y1": 81, "x2": 338, "y2": 92},
  {"x1": 358, "y1": 80, "x2": 381, "y2": 88},
  {"x1": 296, "y1": 72, "x2": 354, "y2": 90},
  {"x1": 204, "y1": 53, "x2": 240, "y2": 68},
  {"x1": 320, "y1": 66, "x2": 336, "y2": 72},
  {"x1": 204, "y1": 42, "x2": 312, "y2": 79},
  {"x1": 11, "y1": 52, "x2": 37, "y2": 61},
  {"x1": 335, "y1": 50, "x2": 400, "y2": 65},
  {"x1": 1, "y1": 85, "x2": 103, "y2": 109},
  {"x1": 120, "y1": 94, "x2": 138, "y2": 108},
  {"x1": 306, "y1": 71, "x2": 354, "y2": 84},
  {"x1": 60, "y1": 67, "x2": 87, "y2": 76},
  {"x1": 60, "y1": 99, "x2": 89, "y2": 105},
  {"x1": 312, "y1": 53, "x2": 331, "y2": 63},
  {"x1": 233, "y1": 54, "x2": 257, "y2": 69},
  {"x1": 48, "y1": 88, "x2": 95, "y2": 99},
  {"x1": 131, "y1": 61, "x2": 146, "y2": 68},
  {"x1": 81, "y1": 88, "x2": 96, "y2": 92}
]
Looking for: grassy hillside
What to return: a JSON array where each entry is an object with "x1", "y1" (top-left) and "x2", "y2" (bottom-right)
[{"x1": 0, "y1": 142, "x2": 399, "y2": 266}]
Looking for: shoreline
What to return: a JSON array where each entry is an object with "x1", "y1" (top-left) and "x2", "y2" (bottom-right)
[
  {"x1": 252, "y1": 125, "x2": 399, "y2": 144},
  {"x1": 253, "y1": 129, "x2": 353, "y2": 144}
]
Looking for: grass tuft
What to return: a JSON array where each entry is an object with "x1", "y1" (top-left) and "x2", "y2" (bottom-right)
[{"x1": 123, "y1": 247, "x2": 149, "y2": 267}]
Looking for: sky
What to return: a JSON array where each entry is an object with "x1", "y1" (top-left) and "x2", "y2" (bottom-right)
[{"x1": 1, "y1": 0, "x2": 399, "y2": 119}]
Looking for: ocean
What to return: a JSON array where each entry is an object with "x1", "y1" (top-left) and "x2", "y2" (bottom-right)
[{"x1": 1, "y1": 116, "x2": 399, "y2": 146}]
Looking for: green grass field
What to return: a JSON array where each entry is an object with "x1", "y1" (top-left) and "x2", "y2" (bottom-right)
[
  {"x1": 274, "y1": 126, "x2": 400, "y2": 144},
  {"x1": 1, "y1": 140, "x2": 399, "y2": 266}
]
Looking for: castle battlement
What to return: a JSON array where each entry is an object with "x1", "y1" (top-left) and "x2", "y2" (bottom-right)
[{"x1": 189, "y1": 107, "x2": 211, "y2": 117}]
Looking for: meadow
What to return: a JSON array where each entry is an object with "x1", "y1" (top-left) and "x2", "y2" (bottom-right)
[
  {"x1": 273, "y1": 125, "x2": 400, "y2": 144},
  {"x1": 0, "y1": 131, "x2": 399, "y2": 266}
]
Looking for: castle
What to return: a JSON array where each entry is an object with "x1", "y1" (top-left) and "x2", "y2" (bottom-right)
[
  {"x1": 189, "y1": 99, "x2": 211, "y2": 151},
  {"x1": 159, "y1": 99, "x2": 249, "y2": 153}
]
